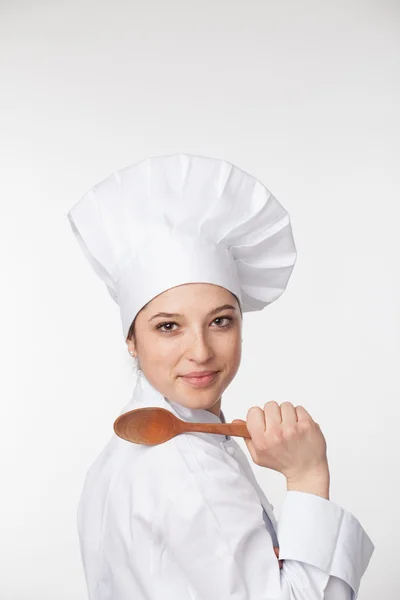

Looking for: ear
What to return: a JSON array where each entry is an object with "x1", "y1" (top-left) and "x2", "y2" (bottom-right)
[{"x1": 126, "y1": 339, "x2": 137, "y2": 356}]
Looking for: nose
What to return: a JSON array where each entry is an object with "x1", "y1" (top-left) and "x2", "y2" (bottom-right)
[{"x1": 186, "y1": 329, "x2": 215, "y2": 363}]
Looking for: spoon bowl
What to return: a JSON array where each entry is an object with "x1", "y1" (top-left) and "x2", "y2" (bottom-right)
[{"x1": 113, "y1": 407, "x2": 249, "y2": 445}]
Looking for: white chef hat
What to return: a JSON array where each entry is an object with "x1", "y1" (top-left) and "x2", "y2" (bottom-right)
[{"x1": 67, "y1": 153, "x2": 297, "y2": 341}]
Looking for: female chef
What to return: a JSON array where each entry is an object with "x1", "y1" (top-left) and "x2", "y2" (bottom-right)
[{"x1": 67, "y1": 152, "x2": 374, "y2": 600}]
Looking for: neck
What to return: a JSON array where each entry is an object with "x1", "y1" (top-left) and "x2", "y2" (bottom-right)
[{"x1": 206, "y1": 396, "x2": 222, "y2": 417}]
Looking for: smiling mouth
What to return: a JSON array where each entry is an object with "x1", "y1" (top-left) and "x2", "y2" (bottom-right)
[
  {"x1": 180, "y1": 371, "x2": 220, "y2": 387},
  {"x1": 181, "y1": 370, "x2": 218, "y2": 378}
]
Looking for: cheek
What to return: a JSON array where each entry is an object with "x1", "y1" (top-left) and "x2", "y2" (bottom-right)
[
  {"x1": 216, "y1": 331, "x2": 242, "y2": 365},
  {"x1": 138, "y1": 339, "x2": 177, "y2": 395},
  {"x1": 140, "y1": 337, "x2": 178, "y2": 365},
  {"x1": 141, "y1": 328, "x2": 241, "y2": 365},
  {"x1": 229, "y1": 342, "x2": 242, "y2": 369}
]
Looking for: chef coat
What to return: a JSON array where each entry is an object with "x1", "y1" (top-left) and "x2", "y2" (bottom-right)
[{"x1": 77, "y1": 374, "x2": 374, "y2": 600}]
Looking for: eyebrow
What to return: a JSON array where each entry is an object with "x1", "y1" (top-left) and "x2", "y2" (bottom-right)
[{"x1": 148, "y1": 304, "x2": 237, "y2": 322}]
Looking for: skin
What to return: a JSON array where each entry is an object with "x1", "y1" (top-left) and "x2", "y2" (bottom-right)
[
  {"x1": 126, "y1": 282, "x2": 243, "y2": 417},
  {"x1": 232, "y1": 403, "x2": 330, "y2": 495}
]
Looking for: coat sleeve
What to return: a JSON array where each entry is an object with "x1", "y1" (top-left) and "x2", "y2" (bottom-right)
[{"x1": 153, "y1": 466, "x2": 374, "y2": 600}]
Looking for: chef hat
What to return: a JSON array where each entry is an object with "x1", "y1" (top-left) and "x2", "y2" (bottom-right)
[{"x1": 67, "y1": 153, "x2": 297, "y2": 341}]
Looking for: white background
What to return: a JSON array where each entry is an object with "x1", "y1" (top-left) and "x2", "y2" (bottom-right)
[{"x1": 2, "y1": 1, "x2": 399, "y2": 598}]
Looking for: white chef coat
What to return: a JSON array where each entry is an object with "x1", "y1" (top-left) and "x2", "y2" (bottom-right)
[{"x1": 77, "y1": 374, "x2": 374, "y2": 600}]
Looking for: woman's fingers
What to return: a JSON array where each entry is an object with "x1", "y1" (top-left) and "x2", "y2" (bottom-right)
[
  {"x1": 242, "y1": 401, "x2": 328, "y2": 476},
  {"x1": 244, "y1": 401, "x2": 284, "y2": 457},
  {"x1": 295, "y1": 404, "x2": 314, "y2": 422},
  {"x1": 263, "y1": 401, "x2": 283, "y2": 424},
  {"x1": 279, "y1": 401, "x2": 298, "y2": 425},
  {"x1": 246, "y1": 406, "x2": 267, "y2": 446}
]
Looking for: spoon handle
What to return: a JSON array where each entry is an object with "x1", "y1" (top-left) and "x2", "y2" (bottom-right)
[{"x1": 183, "y1": 421, "x2": 250, "y2": 438}]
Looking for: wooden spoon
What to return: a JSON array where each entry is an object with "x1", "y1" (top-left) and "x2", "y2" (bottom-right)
[{"x1": 114, "y1": 407, "x2": 250, "y2": 445}]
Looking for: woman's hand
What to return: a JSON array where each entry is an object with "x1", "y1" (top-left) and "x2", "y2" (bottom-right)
[
  {"x1": 232, "y1": 401, "x2": 328, "y2": 482},
  {"x1": 274, "y1": 547, "x2": 283, "y2": 569}
]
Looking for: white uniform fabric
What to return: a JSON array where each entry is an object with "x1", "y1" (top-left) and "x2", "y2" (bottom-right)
[{"x1": 77, "y1": 371, "x2": 375, "y2": 600}]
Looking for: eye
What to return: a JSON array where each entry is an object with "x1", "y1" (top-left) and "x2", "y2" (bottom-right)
[
  {"x1": 155, "y1": 321, "x2": 178, "y2": 333},
  {"x1": 212, "y1": 316, "x2": 233, "y2": 328},
  {"x1": 155, "y1": 315, "x2": 233, "y2": 334}
]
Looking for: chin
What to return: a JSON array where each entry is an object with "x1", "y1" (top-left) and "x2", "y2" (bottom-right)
[
  {"x1": 173, "y1": 382, "x2": 220, "y2": 405},
  {"x1": 182, "y1": 384, "x2": 225, "y2": 407}
]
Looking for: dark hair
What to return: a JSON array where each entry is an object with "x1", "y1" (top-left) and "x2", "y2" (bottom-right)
[
  {"x1": 127, "y1": 316, "x2": 137, "y2": 342},
  {"x1": 126, "y1": 292, "x2": 243, "y2": 342}
]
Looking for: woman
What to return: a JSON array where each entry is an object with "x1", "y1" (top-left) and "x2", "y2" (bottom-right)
[{"x1": 67, "y1": 153, "x2": 374, "y2": 599}]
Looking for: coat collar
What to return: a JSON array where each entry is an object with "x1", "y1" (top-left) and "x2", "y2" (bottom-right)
[{"x1": 165, "y1": 397, "x2": 230, "y2": 441}]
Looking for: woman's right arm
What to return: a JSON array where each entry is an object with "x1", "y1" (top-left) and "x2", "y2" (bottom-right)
[
  {"x1": 152, "y1": 463, "x2": 374, "y2": 600},
  {"x1": 150, "y1": 401, "x2": 374, "y2": 599}
]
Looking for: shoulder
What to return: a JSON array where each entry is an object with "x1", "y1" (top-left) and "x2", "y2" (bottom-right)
[{"x1": 79, "y1": 431, "x2": 251, "y2": 524}]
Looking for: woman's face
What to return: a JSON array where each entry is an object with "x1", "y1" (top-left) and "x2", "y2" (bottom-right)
[{"x1": 126, "y1": 283, "x2": 242, "y2": 416}]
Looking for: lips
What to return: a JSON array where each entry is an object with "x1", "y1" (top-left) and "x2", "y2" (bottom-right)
[
  {"x1": 180, "y1": 371, "x2": 220, "y2": 388},
  {"x1": 182, "y1": 370, "x2": 218, "y2": 378}
]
